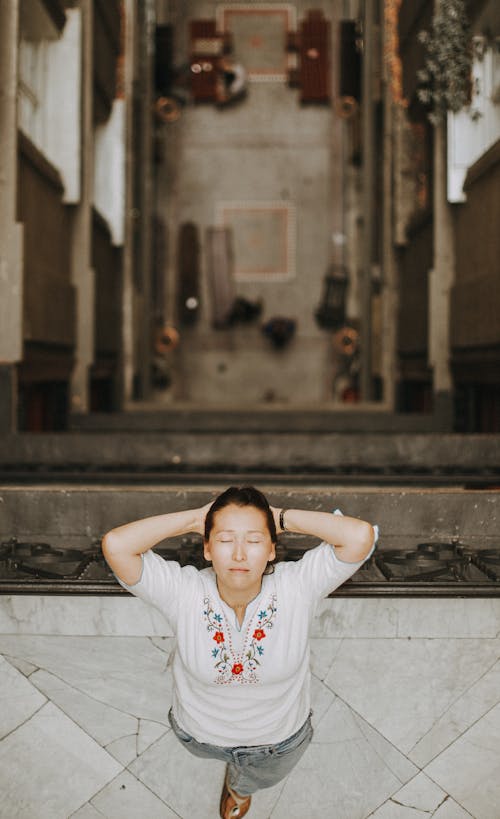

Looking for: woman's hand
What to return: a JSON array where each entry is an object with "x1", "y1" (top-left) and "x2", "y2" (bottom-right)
[{"x1": 193, "y1": 502, "x2": 214, "y2": 537}]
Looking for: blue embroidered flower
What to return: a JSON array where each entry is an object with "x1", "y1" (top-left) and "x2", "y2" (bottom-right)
[
  {"x1": 214, "y1": 613, "x2": 223, "y2": 623},
  {"x1": 258, "y1": 610, "x2": 268, "y2": 620},
  {"x1": 257, "y1": 645, "x2": 264, "y2": 656},
  {"x1": 212, "y1": 648, "x2": 219, "y2": 658}
]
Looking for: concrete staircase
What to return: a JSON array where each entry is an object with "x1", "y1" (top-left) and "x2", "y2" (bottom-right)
[
  {"x1": 1, "y1": 430, "x2": 499, "y2": 554},
  {"x1": 1, "y1": 431, "x2": 499, "y2": 483}
]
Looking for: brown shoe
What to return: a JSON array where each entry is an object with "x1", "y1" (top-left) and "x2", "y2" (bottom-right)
[{"x1": 219, "y1": 772, "x2": 252, "y2": 819}]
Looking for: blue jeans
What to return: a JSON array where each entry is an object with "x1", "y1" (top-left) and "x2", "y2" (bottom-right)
[{"x1": 168, "y1": 708, "x2": 313, "y2": 796}]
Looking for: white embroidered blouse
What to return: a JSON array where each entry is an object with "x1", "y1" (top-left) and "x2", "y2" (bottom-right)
[{"x1": 115, "y1": 526, "x2": 377, "y2": 747}]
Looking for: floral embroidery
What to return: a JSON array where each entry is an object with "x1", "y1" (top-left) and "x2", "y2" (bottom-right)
[{"x1": 203, "y1": 594, "x2": 277, "y2": 684}]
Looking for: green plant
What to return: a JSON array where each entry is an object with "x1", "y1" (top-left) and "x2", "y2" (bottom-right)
[{"x1": 417, "y1": 0, "x2": 472, "y2": 124}]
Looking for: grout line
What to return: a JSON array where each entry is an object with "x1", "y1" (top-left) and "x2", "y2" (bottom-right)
[
  {"x1": 0, "y1": 699, "x2": 48, "y2": 743},
  {"x1": 407, "y1": 658, "x2": 500, "y2": 759}
]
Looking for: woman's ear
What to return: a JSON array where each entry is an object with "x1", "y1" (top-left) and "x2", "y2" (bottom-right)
[{"x1": 203, "y1": 540, "x2": 212, "y2": 562}]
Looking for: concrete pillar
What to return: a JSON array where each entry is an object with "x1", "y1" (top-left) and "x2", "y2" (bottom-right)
[
  {"x1": 379, "y1": 11, "x2": 399, "y2": 410},
  {"x1": 429, "y1": 120, "x2": 455, "y2": 427},
  {"x1": 137, "y1": 0, "x2": 155, "y2": 400},
  {"x1": 121, "y1": 0, "x2": 137, "y2": 403},
  {"x1": 0, "y1": 0, "x2": 24, "y2": 431},
  {"x1": 360, "y1": 0, "x2": 375, "y2": 401},
  {"x1": 70, "y1": 0, "x2": 95, "y2": 415}
]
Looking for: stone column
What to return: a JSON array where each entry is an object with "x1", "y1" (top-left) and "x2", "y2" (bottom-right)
[
  {"x1": 379, "y1": 10, "x2": 399, "y2": 411},
  {"x1": 69, "y1": 0, "x2": 95, "y2": 416},
  {"x1": 360, "y1": 0, "x2": 375, "y2": 401},
  {"x1": 120, "y1": 0, "x2": 137, "y2": 404},
  {"x1": 137, "y1": 0, "x2": 155, "y2": 400},
  {"x1": 429, "y1": 120, "x2": 455, "y2": 427},
  {"x1": 0, "y1": 0, "x2": 24, "y2": 431}
]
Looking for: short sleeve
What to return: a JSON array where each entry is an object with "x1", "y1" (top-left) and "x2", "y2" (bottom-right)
[
  {"x1": 279, "y1": 513, "x2": 378, "y2": 602},
  {"x1": 113, "y1": 549, "x2": 194, "y2": 627}
]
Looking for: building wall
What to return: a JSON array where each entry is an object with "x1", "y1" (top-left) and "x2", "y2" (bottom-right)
[
  {"x1": 0, "y1": 0, "x2": 148, "y2": 429},
  {"x1": 451, "y1": 139, "x2": 500, "y2": 431},
  {"x1": 452, "y1": 141, "x2": 500, "y2": 351},
  {"x1": 16, "y1": 132, "x2": 75, "y2": 430},
  {"x1": 17, "y1": 134, "x2": 75, "y2": 353}
]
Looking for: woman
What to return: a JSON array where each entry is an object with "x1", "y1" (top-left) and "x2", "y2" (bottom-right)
[{"x1": 102, "y1": 486, "x2": 377, "y2": 818}]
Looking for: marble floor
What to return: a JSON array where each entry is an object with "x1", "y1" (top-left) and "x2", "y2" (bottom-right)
[{"x1": 0, "y1": 597, "x2": 499, "y2": 819}]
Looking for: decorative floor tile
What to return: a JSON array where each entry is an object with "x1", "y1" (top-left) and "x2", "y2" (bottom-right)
[
  {"x1": 89, "y1": 769, "x2": 179, "y2": 818},
  {"x1": 105, "y1": 734, "x2": 140, "y2": 766},
  {"x1": 310, "y1": 673, "x2": 337, "y2": 728},
  {"x1": 423, "y1": 702, "x2": 500, "y2": 819},
  {"x1": 270, "y1": 697, "x2": 418, "y2": 819},
  {"x1": 216, "y1": 5, "x2": 295, "y2": 81},
  {"x1": 368, "y1": 794, "x2": 472, "y2": 818},
  {"x1": 0, "y1": 702, "x2": 122, "y2": 819},
  {"x1": 70, "y1": 804, "x2": 104, "y2": 818},
  {"x1": 29, "y1": 667, "x2": 138, "y2": 747},
  {"x1": 3, "y1": 652, "x2": 39, "y2": 675},
  {"x1": 0, "y1": 636, "x2": 174, "y2": 725},
  {"x1": 432, "y1": 797, "x2": 474, "y2": 817},
  {"x1": 0, "y1": 656, "x2": 46, "y2": 740},
  {"x1": 324, "y1": 638, "x2": 500, "y2": 755},
  {"x1": 408, "y1": 657, "x2": 500, "y2": 767},
  {"x1": 368, "y1": 801, "x2": 432, "y2": 818},
  {"x1": 370, "y1": 771, "x2": 448, "y2": 816},
  {"x1": 0, "y1": 624, "x2": 497, "y2": 819},
  {"x1": 129, "y1": 729, "x2": 225, "y2": 818},
  {"x1": 309, "y1": 637, "x2": 344, "y2": 680},
  {"x1": 137, "y1": 717, "x2": 170, "y2": 755},
  {"x1": 312, "y1": 696, "x2": 418, "y2": 784},
  {"x1": 216, "y1": 200, "x2": 296, "y2": 280}
]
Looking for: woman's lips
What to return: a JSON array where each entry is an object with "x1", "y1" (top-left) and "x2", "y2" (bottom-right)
[{"x1": 229, "y1": 568, "x2": 249, "y2": 572}]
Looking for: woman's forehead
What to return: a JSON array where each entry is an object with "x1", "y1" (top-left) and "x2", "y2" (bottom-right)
[{"x1": 213, "y1": 504, "x2": 267, "y2": 527}]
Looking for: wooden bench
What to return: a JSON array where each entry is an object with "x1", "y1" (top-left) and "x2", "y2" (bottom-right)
[
  {"x1": 287, "y1": 10, "x2": 331, "y2": 103},
  {"x1": 189, "y1": 20, "x2": 231, "y2": 102}
]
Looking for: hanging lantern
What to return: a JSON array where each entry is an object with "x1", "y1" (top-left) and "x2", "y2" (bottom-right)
[{"x1": 314, "y1": 265, "x2": 348, "y2": 329}]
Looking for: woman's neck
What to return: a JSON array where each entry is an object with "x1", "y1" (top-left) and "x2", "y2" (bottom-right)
[{"x1": 216, "y1": 578, "x2": 263, "y2": 611}]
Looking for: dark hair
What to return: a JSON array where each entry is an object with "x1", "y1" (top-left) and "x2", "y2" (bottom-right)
[{"x1": 204, "y1": 485, "x2": 277, "y2": 545}]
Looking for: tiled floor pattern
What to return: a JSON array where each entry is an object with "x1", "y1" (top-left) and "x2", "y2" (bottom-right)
[{"x1": 1, "y1": 632, "x2": 499, "y2": 819}]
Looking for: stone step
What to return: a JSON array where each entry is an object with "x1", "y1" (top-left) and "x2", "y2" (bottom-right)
[
  {"x1": 69, "y1": 406, "x2": 447, "y2": 433},
  {"x1": 1, "y1": 484, "x2": 498, "y2": 553},
  {"x1": 1, "y1": 433, "x2": 499, "y2": 474}
]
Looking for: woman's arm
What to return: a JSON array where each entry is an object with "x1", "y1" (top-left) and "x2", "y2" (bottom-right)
[
  {"x1": 101, "y1": 504, "x2": 211, "y2": 586},
  {"x1": 271, "y1": 506, "x2": 375, "y2": 564}
]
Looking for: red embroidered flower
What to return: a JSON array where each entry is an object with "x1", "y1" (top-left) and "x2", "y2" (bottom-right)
[
  {"x1": 213, "y1": 631, "x2": 225, "y2": 644},
  {"x1": 232, "y1": 663, "x2": 244, "y2": 675},
  {"x1": 253, "y1": 628, "x2": 266, "y2": 641}
]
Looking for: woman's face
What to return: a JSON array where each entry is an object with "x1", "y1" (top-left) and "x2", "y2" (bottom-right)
[{"x1": 204, "y1": 504, "x2": 276, "y2": 592}]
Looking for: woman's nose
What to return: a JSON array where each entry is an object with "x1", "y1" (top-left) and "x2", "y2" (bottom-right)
[{"x1": 232, "y1": 538, "x2": 246, "y2": 560}]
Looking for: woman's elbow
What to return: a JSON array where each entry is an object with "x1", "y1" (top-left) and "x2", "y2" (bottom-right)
[
  {"x1": 357, "y1": 523, "x2": 376, "y2": 559},
  {"x1": 101, "y1": 530, "x2": 120, "y2": 556},
  {"x1": 364, "y1": 523, "x2": 375, "y2": 555}
]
